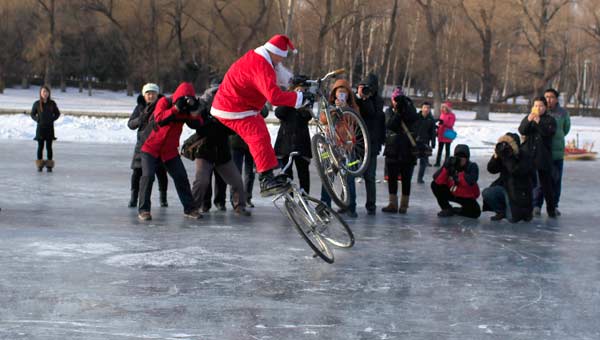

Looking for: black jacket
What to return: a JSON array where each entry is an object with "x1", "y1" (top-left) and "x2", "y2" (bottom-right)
[
  {"x1": 229, "y1": 106, "x2": 269, "y2": 151},
  {"x1": 518, "y1": 113, "x2": 556, "y2": 170},
  {"x1": 383, "y1": 100, "x2": 418, "y2": 164},
  {"x1": 484, "y1": 134, "x2": 534, "y2": 221},
  {"x1": 414, "y1": 111, "x2": 437, "y2": 149},
  {"x1": 31, "y1": 99, "x2": 60, "y2": 141},
  {"x1": 191, "y1": 87, "x2": 234, "y2": 164},
  {"x1": 274, "y1": 106, "x2": 312, "y2": 159},
  {"x1": 355, "y1": 74, "x2": 386, "y2": 155},
  {"x1": 128, "y1": 94, "x2": 163, "y2": 169}
]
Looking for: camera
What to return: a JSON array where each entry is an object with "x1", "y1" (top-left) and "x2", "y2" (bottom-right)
[
  {"x1": 495, "y1": 142, "x2": 512, "y2": 157},
  {"x1": 361, "y1": 84, "x2": 372, "y2": 97}
]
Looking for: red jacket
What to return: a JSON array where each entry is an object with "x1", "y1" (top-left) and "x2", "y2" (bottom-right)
[
  {"x1": 141, "y1": 82, "x2": 203, "y2": 161},
  {"x1": 211, "y1": 46, "x2": 301, "y2": 119},
  {"x1": 437, "y1": 110, "x2": 456, "y2": 143},
  {"x1": 434, "y1": 166, "x2": 480, "y2": 199}
]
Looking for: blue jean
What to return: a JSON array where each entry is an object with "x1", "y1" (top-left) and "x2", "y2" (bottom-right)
[
  {"x1": 482, "y1": 186, "x2": 512, "y2": 220},
  {"x1": 533, "y1": 159, "x2": 562, "y2": 208}
]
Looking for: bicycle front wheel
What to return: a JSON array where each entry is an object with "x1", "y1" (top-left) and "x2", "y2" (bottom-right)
[
  {"x1": 284, "y1": 199, "x2": 334, "y2": 263},
  {"x1": 333, "y1": 110, "x2": 371, "y2": 176},
  {"x1": 312, "y1": 134, "x2": 350, "y2": 209},
  {"x1": 303, "y1": 196, "x2": 355, "y2": 248}
]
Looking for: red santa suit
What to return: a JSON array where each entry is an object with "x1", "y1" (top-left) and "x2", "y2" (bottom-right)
[{"x1": 211, "y1": 36, "x2": 303, "y2": 173}]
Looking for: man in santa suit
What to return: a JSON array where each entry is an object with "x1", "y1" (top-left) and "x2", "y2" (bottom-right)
[{"x1": 211, "y1": 34, "x2": 313, "y2": 197}]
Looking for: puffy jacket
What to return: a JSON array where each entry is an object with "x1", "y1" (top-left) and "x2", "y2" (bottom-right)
[
  {"x1": 141, "y1": 82, "x2": 203, "y2": 161},
  {"x1": 274, "y1": 106, "x2": 312, "y2": 159},
  {"x1": 433, "y1": 144, "x2": 480, "y2": 199},
  {"x1": 484, "y1": 133, "x2": 534, "y2": 220},
  {"x1": 548, "y1": 104, "x2": 570, "y2": 160},
  {"x1": 518, "y1": 112, "x2": 556, "y2": 170},
  {"x1": 128, "y1": 94, "x2": 163, "y2": 169},
  {"x1": 437, "y1": 110, "x2": 456, "y2": 144}
]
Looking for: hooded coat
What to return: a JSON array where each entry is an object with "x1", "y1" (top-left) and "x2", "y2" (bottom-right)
[
  {"x1": 433, "y1": 144, "x2": 480, "y2": 199},
  {"x1": 437, "y1": 109, "x2": 456, "y2": 144},
  {"x1": 355, "y1": 74, "x2": 386, "y2": 155},
  {"x1": 484, "y1": 133, "x2": 534, "y2": 221},
  {"x1": 141, "y1": 82, "x2": 203, "y2": 161},
  {"x1": 128, "y1": 94, "x2": 164, "y2": 169}
]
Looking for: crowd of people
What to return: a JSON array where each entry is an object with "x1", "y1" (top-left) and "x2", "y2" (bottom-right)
[{"x1": 28, "y1": 35, "x2": 571, "y2": 223}]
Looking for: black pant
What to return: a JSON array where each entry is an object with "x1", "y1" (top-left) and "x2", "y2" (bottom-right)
[
  {"x1": 139, "y1": 152, "x2": 195, "y2": 213},
  {"x1": 533, "y1": 169, "x2": 555, "y2": 213},
  {"x1": 231, "y1": 148, "x2": 256, "y2": 200},
  {"x1": 130, "y1": 164, "x2": 168, "y2": 193},
  {"x1": 431, "y1": 181, "x2": 481, "y2": 218},
  {"x1": 202, "y1": 170, "x2": 227, "y2": 209},
  {"x1": 385, "y1": 159, "x2": 415, "y2": 196},
  {"x1": 37, "y1": 139, "x2": 53, "y2": 160},
  {"x1": 435, "y1": 142, "x2": 451, "y2": 165},
  {"x1": 279, "y1": 155, "x2": 311, "y2": 194}
]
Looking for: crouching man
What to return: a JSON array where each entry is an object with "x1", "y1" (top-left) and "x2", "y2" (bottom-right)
[
  {"x1": 482, "y1": 133, "x2": 534, "y2": 223},
  {"x1": 431, "y1": 144, "x2": 481, "y2": 218}
]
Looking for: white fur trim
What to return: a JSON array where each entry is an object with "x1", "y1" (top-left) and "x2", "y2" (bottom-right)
[
  {"x1": 294, "y1": 91, "x2": 303, "y2": 109},
  {"x1": 210, "y1": 107, "x2": 258, "y2": 120},
  {"x1": 264, "y1": 42, "x2": 288, "y2": 57},
  {"x1": 253, "y1": 46, "x2": 274, "y2": 68}
]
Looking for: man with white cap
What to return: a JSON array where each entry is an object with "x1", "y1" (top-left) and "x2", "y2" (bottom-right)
[{"x1": 211, "y1": 34, "x2": 314, "y2": 197}]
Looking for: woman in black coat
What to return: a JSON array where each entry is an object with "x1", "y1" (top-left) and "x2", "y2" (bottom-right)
[
  {"x1": 31, "y1": 85, "x2": 60, "y2": 172},
  {"x1": 127, "y1": 84, "x2": 168, "y2": 208},
  {"x1": 274, "y1": 81, "x2": 313, "y2": 194},
  {"x1": 381, "y1": 89, "x2": 418, "y2": 214},
  {"x1": 518, "y1": 96, "x2": 557, "y2": 218}
]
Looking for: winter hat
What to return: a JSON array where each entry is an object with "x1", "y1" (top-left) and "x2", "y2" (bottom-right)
[
  {"x1": 391, "y1": 86, "x2": 404, "y2": 99},
  {"x1": 442, "y1": 101, "x2": 453, "y2": 110},
  {"x1": 454, "y1": 144, "x2": 470, "y2": 159},
  {"x1": 497, "y1": 132, "x2": 521, "y2": 155},
  {"x1": 264, "y1": 34, "x2": 297, "y2": 57},
  {"x1": 142, "y1": 83, "x2": 159, "y2": 94}
]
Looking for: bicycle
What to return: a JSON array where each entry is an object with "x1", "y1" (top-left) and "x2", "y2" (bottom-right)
[
  {"x1": 272, "y1": 152, "x2": 355, "y2": 264},
  {"x1": 304, "y1": 69, "x2": 371, "y2": 209}
]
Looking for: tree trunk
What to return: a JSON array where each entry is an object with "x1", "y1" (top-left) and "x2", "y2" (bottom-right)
[
  {"x1": 0, "y1": 73, "x2": 5, "y2": 94},
  {"x1": 21, "y1": 76, "x2": 29, "y2": 89},
  {"x1": 284, "y1": 0, "x2": 295, "y2": 36},
  {"x1": 476, "y1": 28, "x2": 493, "y2": 121},
  {"x1": 88, "y1": 77, "x2": 92, "y2": 97},
  {"x1": 380, "y1": 0, "x2": 398, "y2": 83}
]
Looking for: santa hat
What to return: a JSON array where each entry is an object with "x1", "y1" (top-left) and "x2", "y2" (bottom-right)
[{"x1": 264, "y1": 34, "x2": 297, "y2": 57}]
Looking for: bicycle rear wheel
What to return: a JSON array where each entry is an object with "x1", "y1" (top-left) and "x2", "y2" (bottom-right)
[
  {"x1": 311, "y1": 134, "x2": 350, "y2": 209},
  {"x1": 333, "y1": 110, "x2": 371, "y2": 176},
  {"x1": 303, "y1": 196, "x2": 355, "y2": 248},
  {"x1": 284, "y1": 199, "x2": 334, "y2": 263}
]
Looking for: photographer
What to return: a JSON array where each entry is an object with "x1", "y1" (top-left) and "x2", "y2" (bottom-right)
[
  {"x1": 351, "y1": 73, "x2": 385, "y2": 215},
  {"x1": 518, "y1": 96, "x2": 557, "y2": 218},
  {"x1": 431, "y1": 144, "x2": 481, "y2": 218},
  {"x1": 482, "y1": 133, "x2": 534, "y2": 223},
  {"x1": 381, "y1": 87, "x2": 418, "y2": 214},
  {"x1": 138, "y1": 82, "x2": 204, "y2": 221},
  {"x1": 414, "y1": 102, "x2": 437, "y2": 183}
]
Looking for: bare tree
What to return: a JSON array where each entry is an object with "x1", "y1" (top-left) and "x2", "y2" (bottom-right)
[
  {"x1": 380, "y1": 0, "x2": 398, "y2": 83},
  {"x1": 36, "y1": 0, "x2": 57, "y2": 87}
]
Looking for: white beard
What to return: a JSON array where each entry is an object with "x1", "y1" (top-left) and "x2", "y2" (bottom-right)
[{"x1": 275, "y1": 63, "x2": 293, "y2": 88}]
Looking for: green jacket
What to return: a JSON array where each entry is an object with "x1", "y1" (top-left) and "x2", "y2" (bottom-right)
[{"x1": 548, "y1": 104, "x2": 570, "y2": 160}]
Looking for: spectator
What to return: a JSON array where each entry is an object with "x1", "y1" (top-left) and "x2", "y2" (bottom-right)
[
  {"x1": 482, "y1": 133, "x2": 534, "y2": 223},
  {"x1": 31, "y1": 85, "x2": 60, "y2": 172},
  {"x1": 531, "y1": 88, "x2": 570, "y2": 216},
  {"x1": 381, "y1": 87, "x2": 418, "y2": 214},
  {"x1": 431, "y1": 144, "x2": 481, "y2": 218},
  {"x1": 434, "y1": 101, "x2": 456, "y2": 167},
  {"x1": 518, "y1": 96, "x2": 557, "y2": 218},
  {"x1": 127, "y1": 83, "x2": 169, "y2": 208},
  {"x1": 274, "y1": 76, "x2": 313, "y2": 194},
  {"x1": 341, "y1": 73, "x2": 386, "y2": 216},
  {"x1": 414, "y1": 101, "x2": 437, "y2": 183},
  {"x1": 137, "y1": 82, "x2": 204, "y2": 221}
]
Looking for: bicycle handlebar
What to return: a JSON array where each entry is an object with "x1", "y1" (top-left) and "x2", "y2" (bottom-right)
[
  {"x1": 282, "y1": 151, "x2": 300, "y2": 173},
  {"x1": 321, "y1": 68, "x2": 346, "y2": 82}
]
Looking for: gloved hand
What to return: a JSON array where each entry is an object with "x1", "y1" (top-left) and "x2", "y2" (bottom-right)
[
  {"x1": 157, "y1": 114, "x2": 176, "y2": 127},
  {"x1": 187, "y1": 96, "x2": 201, "y2": 112},
  {"x1": 438, "y1": 119, "x2": 444, "y2": 125},
  {"x1": 301, "y1": 91, "x2": 315, "y2": 108},
  {"x1": 175, "y1": 96, "x2": 189, "y2": 112}
]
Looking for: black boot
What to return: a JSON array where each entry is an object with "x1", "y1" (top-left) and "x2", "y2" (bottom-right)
[
  {"x1": 160, "y1": 191, "x2": 168, "y2": 207},
  {"x1": 259, "y1": 170, "x2": 290, "y2": 197},
  {"x1": 128, "y1": 189, "x2": 138, "y2": 208},
  {"x1": 490, "y1": 212, "x2": 505, "y2": 221}
]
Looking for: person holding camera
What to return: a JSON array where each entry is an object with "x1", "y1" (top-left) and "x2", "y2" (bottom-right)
[
  {"x1": 431, "y1": 144, "x2": 481, "y2": 218},
  {"x1": 381, "y1": 87, "x2": 418, "y2": 214},
  {"x1": 482, "y1": 133, "x2": 534, "y2": 223},
  {"x1": 137, "y1": 82, "x2": 204, "y2": 221},
  {"x1": 275, "y1": 76, "x2": 314, "y2": 194},
  {"x1": 189, "y1": 87, "x2": 251, "y2": 217},
  {"x1": 434, "y1": 101, "x2": 456, "y2": 167},
  {"x1": 127, "y1": 83, "x2": 169, "y2": 209},
  {"x1": 518, "y1": 96, "x2": 557, "y2": 218},
  {"x1": 414, "y1": 102, "x2": 437, "y2": 183},
  {"x1": 351, "y1": 73, "x2": 386, "y2": 215}
]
